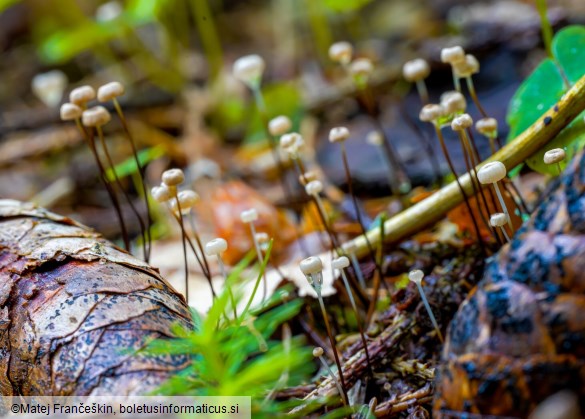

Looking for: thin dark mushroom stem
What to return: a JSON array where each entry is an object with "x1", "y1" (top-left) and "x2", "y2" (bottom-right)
[
  {"x1": 96, "y1": 126, "x2": 148, "y2": 259},
  {"x1": 466, "y1": 77, "x2": 488, "y2": 117},
  {"x1": 112, "y1": 99, "x2": 153, "y2": 262},
  {"x1": 172, "y1": 196, "x2": 190, "y2": 304},
  {"x1": 340, "y1": 143, "x2": 385, "y2": 295},
  {"x1": 458, "y1": 132, "x2": 501, "y2": 245},
  {"x1": 434, "y1": 126, "x2": 486, "y2": 255},
  {"x1": 75, "y1": 120, "x2": 131, "y2": 250}
]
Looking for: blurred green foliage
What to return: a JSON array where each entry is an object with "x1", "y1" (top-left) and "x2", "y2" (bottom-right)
[
  {"x1": 507, "y1": 25, "x2": 585, "y2": 175},
  {"x1": 141, "y1": 246, "x2": 315, "y2": 417}
]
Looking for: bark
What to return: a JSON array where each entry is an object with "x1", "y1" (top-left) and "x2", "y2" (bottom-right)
[{"x1": 0, "y1": 200, "x2": 192, "y2": 396}]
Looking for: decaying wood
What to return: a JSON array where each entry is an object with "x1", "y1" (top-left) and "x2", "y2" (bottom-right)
[{"x1": 0, "y1": 200, "x2": 192, "y2": 396}]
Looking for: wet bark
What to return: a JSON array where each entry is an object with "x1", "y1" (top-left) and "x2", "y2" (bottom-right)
[{"x1": 0, "y1": 200, "x2": 192, "y2": 396}]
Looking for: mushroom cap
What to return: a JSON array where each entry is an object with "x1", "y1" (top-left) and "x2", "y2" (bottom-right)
[
  {"x1": 280, "y1": 132, "x2": 304, "y2": 154},
  {"x1": 349, "y1": 58, "x2": 374, "y2": 77},
  {"x1": 490, "y1": 212, "x2": 508, "y2": 227},
  {"x1": 268, "y1": 115, "x2": 292, "y2": 137},
  {"x1": 300, "y1": 256, "x2": 323, "y2": 275},
  {"x1": 329, "y1": 126, "x2": 350, "y2": 143},
  {"x1": 151, "y1": 184, "x2": 172, "y2": 203},
  {"x1": 332, "y1": 256, "x2": 350, "y2": 270},
  {"x1": 403, "y1": 58, "x2": 430, "y2": 82},
  {"x1": 543, "y1": 148, "x2": 566, "y2": 165},
  {"x1": 305, "y1": 180, "x2": 323, "y2": 196},
  {"x1": 255, "y1": 232, "x2": 270, "y2": 244},
  {"x1": 476, "y1": 117, "x2": 498, "y2": 136},
  {"x1": 299, "y1": 170, "x2": 318, "y2": 186},
  {"x1": 32, "y1": 70, "x2": 67, "y2": 107},
  {"x1": 419, "y1": 104, "x2": 444, "y2": 122},
  {"x1": 171, "y1": 190, "x2": 199, "y2": 214},
  {"x1": 97, "y1": 81, "x2": 125, "y2": 102},
  {"x1": 328, "y1": 41, "x2": 353, "y2": 65},
  {"x1": 329, "y1": 41, "x2": 353, "y2": 65},
  {"x1": 478, "y1": 161, "x2": 507, "y2": 184},
  {"x1": 81, "y1": 106, "x2": 111, "y2": 127},
  {"x1": 408, "y1": 269, "x2": 424, "y2": 284},
  {"x1": 451, "y1": 114, "x2": 473, "y2": 131},
  {"x1": 441, "y1": 46, "x2": 466, "y2": 64},
  {"x1": 70, "y1": 85, "x2": 96, "y2": 106},
  {"x1": 233, "y1": 54, "x2": 265, "y2": 86},
  {"x1": 240, "y1": 208, "x2": 258, "y2": 223},
  {"x1": 205, "y1": 238, "x2": 228, "y2": 256},
  {"x1": 161, "y1": 168, "x2": 185, "y2": 186},
  {"x1": 366, "y1": 131, "x2": 384, "y2": 146},
  {"x1": 60, "y1": 103, "x2": 83, "y2": 121},
  {"x1": 453, "y1": 54, "x2": 480, "y2": 78},
  {"x1": 441, "y1": 91, "x2": 466, "y2": 114},
  {"x1": 312, "y1": 346, "x2": 324, "y2": 358}
]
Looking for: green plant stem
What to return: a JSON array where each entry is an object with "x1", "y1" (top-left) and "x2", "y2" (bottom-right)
[
  {"x1": 344, "y1": 74, "x2": 585, "y2": 258},
  {"x1": 189, "y1": 0, "x2": 223, "y2": 80},
  {"x1": 536, "y1": 0, "x2": 554, "y2": 59}
]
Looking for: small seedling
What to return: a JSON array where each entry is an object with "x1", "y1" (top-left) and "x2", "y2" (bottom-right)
[
  {"x1": 205, "y1": 238, "x2": 237, "y2": 319},
  {"x1": 331, "y1": 256, "x2": 372, "y2": 374},
  {"x1": 477, "y1": 161, "x2": 514, "y2": 231},
  {"x1": 408, "y1": 270, "x2": 443, "y2": 343},
  {"x1": 312, "y1": 346, "x2": 345, "y2": 401},
  {"x1": 543, "y1": 148, "x2": 566, "y2": 175},
  {"x1": 300, "y1": 256, "x2": 348, "y2": 405},
  {"x1": 403, "y1": 58, "x2": 430, "y2": 103},
  {"x1": 97, "y1": 81, "x2": 153, "y2": 262},
  {"x1": 490, "y1": 212, "x2": 511, "y2": 243}
]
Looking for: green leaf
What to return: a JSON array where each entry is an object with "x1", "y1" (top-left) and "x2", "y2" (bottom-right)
[
  {"x1": 507, "y1": 25, "x2": 585, "y2": 175},
  {"x1": 322, "y1": 0, "x2": 373, "y2": 13},
  {"x1": 0, "y1": 0, "x2": 20, "y2": 13},
  {"x1": 105, "y1": 146, "x2": 165, "y2": 181}
]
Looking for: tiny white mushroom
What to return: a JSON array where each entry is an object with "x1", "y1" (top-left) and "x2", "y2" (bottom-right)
[
  {"x1": 329, "y1": 127, "x2": 350, "y2": 143},
  {"x1": 81, "y1": 106, "x2": 111, "y2": 127},
  {"x1": 313, "y1": 346, "x2": 345, "y2": 398},
  {"x1": 97, "y1": 81, "x2": 125, "y2": 103},
  {"x1": 241, "y1": 208, "x2": 267, "y2": 299},
  {"x1": 441, "y1": 91, "x2": 467, "y2": 115},
  {"x1": 32, "y1": 70, "x2": 67, "y2": 108},
  {"x1": 408, "y1": 270, "x2": 443, "y2": 342},
  {"x1": 300, "y1": 256, "x2": 324, "y2": 295},
  {"x1": 490, "y1": 212, "x2": 511, "y2": 243},
  {"x1": 477, "y1": 161, "x2": 513, "y2": 231},
  {"x1": 268, "y1": 115, "x2": 292, "y2": 137},
  {"x1": 151, "y1": 184, "x2": 172, "y2": 203},
  {"x1": 543, "y1": 148, "x2": 566, "y2": 175},
  {"x1": 161, "y1": 168, "x2": 185, "y2": 187},
  {"x1": 69, "y1": 85, "x2": 96, "y2": 107},
  {"x1": 60, "y1": 103, "x2": 83, "y2": 121},
  {"x1": 403, "y1": 58, "x2": 431, "y2": 102},
  {"x1": 440, "y1": 46, "x2": 466, "y2": 64},
  {"x1": 233, "y1": 54, "x2": 265, "y2": 89},
  {"x1": 329, "y1": 41, "x2": 353, "y2": 65}
]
